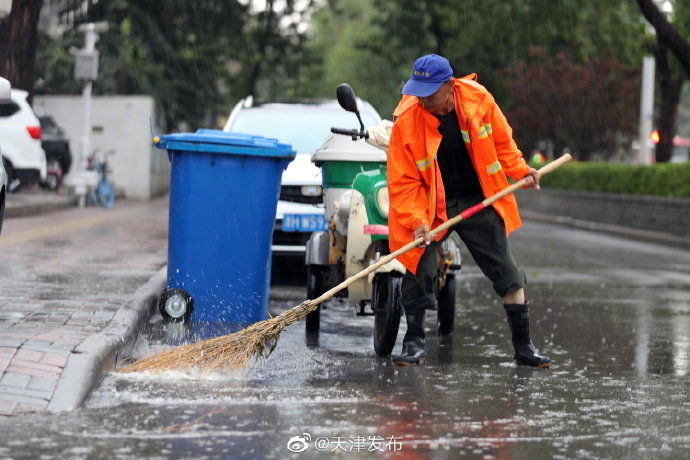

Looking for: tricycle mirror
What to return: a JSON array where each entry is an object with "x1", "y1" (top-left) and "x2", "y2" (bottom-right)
[
  {"x1": 0, "y1": 77, "x2": 10, "y2": 103},
  {"x1": 336, "y1": 83, "x2": 358, "y2": 113}
]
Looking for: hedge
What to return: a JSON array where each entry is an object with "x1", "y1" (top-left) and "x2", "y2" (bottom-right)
[{"x1": 533, "y1": 161, "x2": 690, "y2": 198}]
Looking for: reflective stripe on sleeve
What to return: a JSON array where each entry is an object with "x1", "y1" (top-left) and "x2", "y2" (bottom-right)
[
  {"x1": 486, "y1": 160, "x2": 502, "y2": 175},
  {"x1": 415, "y1": 157, "x2": 431, "y2": 171}
]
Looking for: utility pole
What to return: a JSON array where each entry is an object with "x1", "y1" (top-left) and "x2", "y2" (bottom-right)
[
  {"x1": 638, "y1": 56, "x2": 656, "y2": 165},
  {"x1": 67, "y1": 22, "x2": 108, "y2": 206}
]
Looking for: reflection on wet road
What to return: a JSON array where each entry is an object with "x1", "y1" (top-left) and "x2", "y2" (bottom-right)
[{"x1": 0, "y1": 221, "x2": 689, "y2": 458}]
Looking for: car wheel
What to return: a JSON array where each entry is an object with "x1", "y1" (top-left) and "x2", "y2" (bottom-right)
[
  {"x1": 437, "y1": 273, "x2": 457, "y2": 336},
  {"x1": 2, "y1": 158, "x2": 18, "y2": 193},
  {"x1": 372, "y1": 273, "x2": 403, "y2": 357},
  {"x1": 43, "y1": 159, "x2": 62, "y2": 191},
  {"x1": 59, "y1": 147, "x2": 72, "y2": 175},
  {"x1": 306, "y1": 265, "x2": 329, "y2": 333}
]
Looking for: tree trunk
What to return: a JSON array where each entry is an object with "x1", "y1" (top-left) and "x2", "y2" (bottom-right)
[
  {"x1": 650, "y1": 38, "x2": 683, "y2": 163},
  {"x1": 0, "y1": 0, "x2": 44, "y2": 101},
  {"x1": 636, "y1": 0, "x2": 690, "y2": 77},
  {"x1": 657, "y1": 76, "x2": 681, "y2": 162}
]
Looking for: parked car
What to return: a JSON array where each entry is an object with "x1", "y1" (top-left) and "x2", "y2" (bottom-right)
[
  {"x1": 39, "y1": 115, "x2": 72, "y2": 189},
  {"x1": 223, "y1": 97, "x2": 382, "y2": 259},
  {"x1": 0, "y1": 89, "x2": 47, "y2": 190},
  {"x1": 0, "y1": 77, "x2": 10, "y2": 233}
]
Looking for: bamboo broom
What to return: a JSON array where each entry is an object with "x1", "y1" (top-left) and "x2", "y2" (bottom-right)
[{"x1": 118, "y1": 154, "x2": 572, "y2": 373}]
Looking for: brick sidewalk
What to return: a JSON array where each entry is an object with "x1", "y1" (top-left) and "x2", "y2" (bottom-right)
[{"x1": 0, "y1": 198, "x2": 168, "y2": 415}]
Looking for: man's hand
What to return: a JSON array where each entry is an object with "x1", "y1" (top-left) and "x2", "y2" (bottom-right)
[
  {"x1": 366, "y1": 120, "x2": 394, "y2": 150},
  {"x1": 413, "y1": 224, "x2": 432, "y2": 248},
  {"x1": 523, "y1": 168, "x2": 541, "y2": 190}
]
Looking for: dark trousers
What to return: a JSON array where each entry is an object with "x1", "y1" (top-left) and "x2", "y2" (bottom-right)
[{"x1": 401, "y1": 193, "x2": 526, "y2": 314}]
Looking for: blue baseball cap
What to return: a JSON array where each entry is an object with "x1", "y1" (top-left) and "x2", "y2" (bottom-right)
[{"x1": 402, "y1": 54, "x2": 454, "y2": 97}]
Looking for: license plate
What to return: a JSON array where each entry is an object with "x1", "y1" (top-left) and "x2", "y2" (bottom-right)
[{"x1": 282, "y1": 214, "x2": 327, "y2": 232}]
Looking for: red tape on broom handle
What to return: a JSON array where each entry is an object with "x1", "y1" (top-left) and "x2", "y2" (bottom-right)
[
  {"x1": 459, "y1": 203, "x2": 485, "y2": 219},
  {"x1": 310, "y1": 154, "x2": 573, "y2": 306}
]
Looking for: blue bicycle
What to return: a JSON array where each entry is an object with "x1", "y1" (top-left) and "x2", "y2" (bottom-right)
[{"x1": 88, "y1": 149, "x2": 115, "y2": 208}]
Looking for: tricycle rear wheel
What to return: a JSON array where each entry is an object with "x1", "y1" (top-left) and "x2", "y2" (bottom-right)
[
  {"x1": 306, "y1": 265, "x2": 329, "y2": 333},
  {"x1": 372, "y1": 273, "x2": 403, "y2": 357},
  {"x1": 437, "y1": 273, "x2": 457, "y2": 335}
]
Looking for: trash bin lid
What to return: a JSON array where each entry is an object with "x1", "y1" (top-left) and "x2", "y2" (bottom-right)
[{"x1": 155, "y1": 129, "x2": 296, "y2": 159}]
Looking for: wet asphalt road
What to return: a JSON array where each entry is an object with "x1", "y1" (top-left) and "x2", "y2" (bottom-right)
[{"x1": 1, "y1": 221, "x2": 689, "y2": 459}]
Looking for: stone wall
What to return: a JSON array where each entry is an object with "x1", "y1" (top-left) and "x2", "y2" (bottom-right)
[{"x1": 517, "y1": 189, "x2": 690, "y2": 247}]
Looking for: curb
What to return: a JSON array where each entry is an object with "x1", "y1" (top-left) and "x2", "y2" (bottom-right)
[
  {"x1": 521, "y1": 210, "x2": 690, "y2": 250},
  {"x1": 6, "y1": 195, "x2": 78, "y2": 218},
  {"x1": 47, "y1": 266, "x2": 167, "y2": 412}
]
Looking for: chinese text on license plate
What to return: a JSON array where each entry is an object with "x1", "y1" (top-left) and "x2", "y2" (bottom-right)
[{"x1": 282, "y1": 214, "x2": 327, "y2": 232}]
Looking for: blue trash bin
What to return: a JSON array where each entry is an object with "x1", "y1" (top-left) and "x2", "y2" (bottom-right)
[{"x1": 154, "y1": 129, "x2": 295, "y2": 335}]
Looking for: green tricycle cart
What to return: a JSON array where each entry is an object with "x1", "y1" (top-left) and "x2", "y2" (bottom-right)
[{"x1": 304, "y1": 84, "x2": 461, "y2": 356}]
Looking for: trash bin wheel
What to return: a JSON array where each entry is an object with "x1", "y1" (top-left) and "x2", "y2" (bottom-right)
[
  {"x1": 437, "y1": 272, "x2": 457, "y2": 335},
  {"x1": 372, "y1": 273, "x2": 403, "y2": 357},
  {"x1": 306, "y1": 265, "x2": 329, "y2": 333},
  {"x1": 159, "y1": 288, "x2": 193, "y2": 322}
]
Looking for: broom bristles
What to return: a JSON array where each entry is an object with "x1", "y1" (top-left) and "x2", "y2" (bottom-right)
[{"x1": 118, "y1": 300, "x2": 315, "y2": 374}]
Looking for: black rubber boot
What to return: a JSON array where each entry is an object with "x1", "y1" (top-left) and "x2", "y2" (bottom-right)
[
  {"x1": 392, "y1": 310, "x2": 426, "y2": 365},
  {"x1": 504, "y1": 303, "x2": 551, "y2": 368}
]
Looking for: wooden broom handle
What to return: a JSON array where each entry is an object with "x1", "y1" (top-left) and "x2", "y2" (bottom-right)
[{"x1": 310, "y1": 154, "x2": 573, "y2": 306}]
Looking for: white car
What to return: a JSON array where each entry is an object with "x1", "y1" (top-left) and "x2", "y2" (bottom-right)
[
  {"x1": 223, "y1": 98, "x2": 382, "y2": 258},
  {"x1": 0, "y1": 89, "x2": 47, "y2": 189}
]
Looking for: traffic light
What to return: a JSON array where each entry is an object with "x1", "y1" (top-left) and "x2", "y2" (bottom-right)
[{"x1": 650, "y1": 130, "x2": 660, "y2": 144}]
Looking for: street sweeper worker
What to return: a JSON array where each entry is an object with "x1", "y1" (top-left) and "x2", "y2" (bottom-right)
[{"x1": 387, "y1": 54, "x2": 551, "y2": 367}]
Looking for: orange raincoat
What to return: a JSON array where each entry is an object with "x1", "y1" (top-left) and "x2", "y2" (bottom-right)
[{"x1": 387, "y1": 75, "x2": 531, "y2": 274}]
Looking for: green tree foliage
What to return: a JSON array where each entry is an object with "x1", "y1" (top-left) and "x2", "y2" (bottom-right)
[
  {"x1": 239, "y1": 0, "x2": 317, "y2": 101},
  {"x1": 33, "y1": 0, "x2": 660, "y2": 156},
  {"x1": 539, "y1": 161, "x2": 690, "y2": 197},
  {"x1": 35, "y1": 0, "x2": 316, "y2": 130},
  {"x1": 299, "y1": 0, "x2": 409, "y2": 114},
  {"x1": 35, "y1": 32, "x2": 82, "y2": 95},
  {"x1": 441, "y1": 0, "x2": 645, "y2": 104},
  {"x1": 306, "y1": 0, "x2": 647, "y2": 158},
  {"x1": 95, "y1": 0, "x2": 247, "y2": 130},
  {"x1": 35, "y1": 0, "x2": 246, "y2": 129}
]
